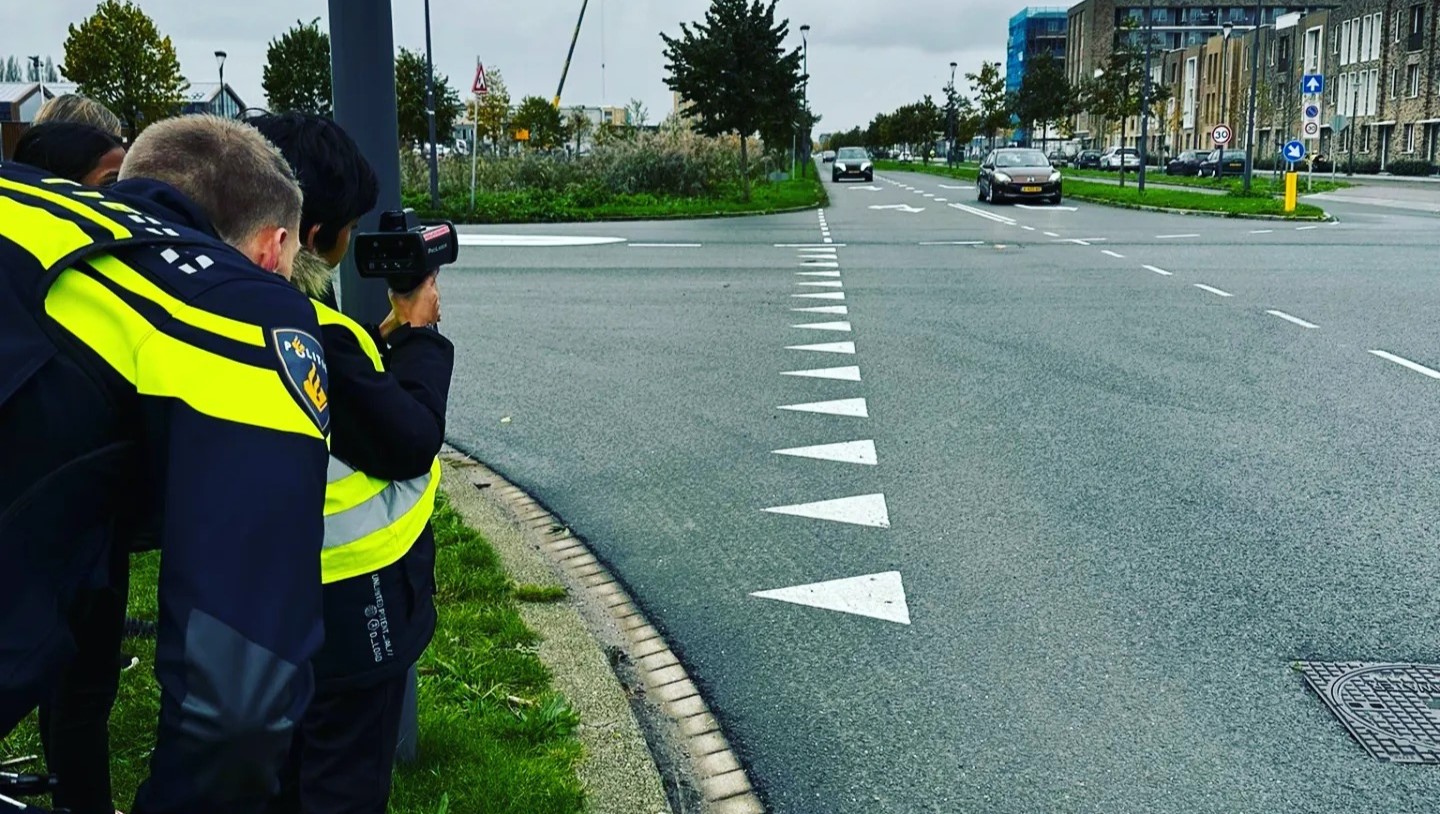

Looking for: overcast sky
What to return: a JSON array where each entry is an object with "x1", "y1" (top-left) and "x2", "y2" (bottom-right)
[{"x1": 8, "y1": 0, "x2": 1036, "y2": 133}]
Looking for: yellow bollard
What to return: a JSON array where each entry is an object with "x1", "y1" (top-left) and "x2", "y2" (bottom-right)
[{"x1": 1284, "y1": 171, "x2": 1298, "y2": 212}]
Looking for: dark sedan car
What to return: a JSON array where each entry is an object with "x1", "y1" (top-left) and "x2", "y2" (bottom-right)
[
  {"x1": 1197, "y1": 149, "x2": 1246, "y2": 177},
  {"x1": 1074, "y1": 149, "x2": 1102, "y2": 169},
  {"x1": 1166, "y1": 150, "x2": 1207, "y2": 175},
  {"x1": 978, "y1": 148, "x2": 1062, "y2": 205},
  {"x1": 831, "y1": 147, "x2": 873, "y2": 182}
]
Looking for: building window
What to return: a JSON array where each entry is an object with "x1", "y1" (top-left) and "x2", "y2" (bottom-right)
[
  {"x1": 1408, "y1": 63, "x2": 1421, "y2": 96},
  {"x1": 1396, "y1": 10, "x2": 1403, "y2": 42},
  {"x1": 1373, "y1": 13, "x2": 1384, "y2": 59},
  {"x1": 1412, "y1": 5, "x2": 1425, "y2": 37},
  {"x1": 1405, "y1": 123, "x2": 1416, "y2": 152},
  {"x1": 1392, "y1": 68, "x2": 1399, "y2": 98},
  {"x1": 1341, "y1": 19, "x2": 1351, "y2": 64}
]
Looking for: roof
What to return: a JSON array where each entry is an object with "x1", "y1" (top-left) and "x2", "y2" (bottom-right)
[
  {"x1": 185, "y1": 82, "x2": 223, "y2": 103},
  {"x1": 0, "y1": 83, "x2": 40, "y2": 104}
]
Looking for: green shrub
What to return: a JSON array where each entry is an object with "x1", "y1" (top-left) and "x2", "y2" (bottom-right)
[{"x1": 1386, "y1": 158, "x2": 1436, "y2": 176}]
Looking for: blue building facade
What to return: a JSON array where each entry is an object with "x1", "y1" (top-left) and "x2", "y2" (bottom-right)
[{"x1": 1007, "y1": 7, "x2": 1069, "y2": 144}]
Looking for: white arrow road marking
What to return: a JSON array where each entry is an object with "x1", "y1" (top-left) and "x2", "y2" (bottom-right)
[
  {"x1": 457, "y1": 234, "x2": 626, "y2": 246},
  {"x1": 796, "y1": 271, "x2": 842, "y2": 277},
  {"x1": 762, "y1": 494, "x2": 890, "y2": 528},
  {"x1": 792, "y1": 291, "x2": 846, "y2": 300},
  {"x1": 781, "y1": 365, "x2": 861, "y2": 381},
  {"x1": 796, "y1": 281, "x2": 844, "y2": 287},
  {"x1": 778, "y1": 397, "x2": 868, "y2": 417},
  {"x1": 791, "y1": 321, "x2": 852, "y2": 332},
  {"x1": 772, "y1": 439, "x2": 878, "y2": 465},
  {"x1": 752, "y1": 571, "x2": 909, "y2": 624},
  {"x1": 785, "y1": 341, "x2": 855, "y2": 353},
  {"x1": 869, "y1": 204, "x2": 926, "y2": 213},
  {"x1": 948, "y1": 203, "x2": 1016, "y2": 225},
  {"x1": 790, "y1": 306, "x2": 849, "y2": 315},
  {"x1": 1370, "y1": 350, "x2": 1440, "y2": 380}
]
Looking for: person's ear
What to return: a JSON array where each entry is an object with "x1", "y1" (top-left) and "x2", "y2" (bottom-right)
[
  {"x1": 306, "y1": 223, "x2": 324, "y2": 252},
  {"x1": 250, "y1": 226, "x2": 289, "y2": 277}
]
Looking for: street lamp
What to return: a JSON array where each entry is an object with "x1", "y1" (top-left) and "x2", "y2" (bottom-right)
[
  {"x1": 1242, "y1": 2, "x2": 1266, "y2": 193},
  {"x1": 1218, "y1": 22, "x2": 1233, "y2": 179},
  {"x1": 947, "y1": 61, "x2": 958, "y2": 164},
  {"x1": 423, "y1": 0, "x2": 439, "y2": 208},
  {"x1": 800, "y1": 24, "x2": 810, "y2": 177},
  {"x1": 1139, "y1": 0, "x2": 1155, "y2": 193},
  {"x1": 28, "y1": 55, "x2": 44, "y2": 105},
  {"x1": 214, "y1": 51, "x2": 227, "y2": 117}
]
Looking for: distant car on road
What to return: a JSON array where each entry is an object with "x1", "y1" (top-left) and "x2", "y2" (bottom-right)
[
  {"x1": 821, "y1": 150, "x2": 837, "y2": 163},
  {"x1": 1074, "y1": 149, "x2": 1102, "y2": 170},
  {"x1": 1198, "y1": 149, "x2": 1246, "y2": 177},
  {"x1": 977, "y1": 148, "x2": 1062, "y2": 205},
  {"x1": 1099, "y1": 147, "x2": 1141, "y2": 171},
  {"x1": 1166, "y1": 150, "x2": 1206, "y2": 175},
  {"x1": 1047, "y1": 150, "x2": 1071, "y2": 167},
  {"x1": 832, "y1": 147, "x2": 874, "y2": 183}
]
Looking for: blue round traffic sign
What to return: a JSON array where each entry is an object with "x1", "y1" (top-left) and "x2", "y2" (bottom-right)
[
  {"x1": 1304, "y1": 104, "x2": 1320, "y2": 118},
  {"x1": 1282, "y1": 140, "x2": 1307, "y2": 161}
]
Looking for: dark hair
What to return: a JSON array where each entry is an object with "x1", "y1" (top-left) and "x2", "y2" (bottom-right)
[
  {"x1": 13, "y1": 122, "x2": 123, "y2": 184},
  {"x1": 250, "y1": 112, "x2": 379, "y2": 253}
]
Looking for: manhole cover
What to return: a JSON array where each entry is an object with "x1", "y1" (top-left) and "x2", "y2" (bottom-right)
[{"x1": 1297, "y1": 661, "x2": 1440, "y2": 763}]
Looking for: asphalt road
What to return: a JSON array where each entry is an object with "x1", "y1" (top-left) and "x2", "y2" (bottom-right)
[{"x1": 441, "y1": 168, "x2": 1440, "y2": 813}]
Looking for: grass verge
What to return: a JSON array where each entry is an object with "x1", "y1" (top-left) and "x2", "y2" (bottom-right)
[
  {"x1": 406, "y1": 174, "x2": 828, "y2": 224},
  {"x1": 1, "y1": 495, "x2": 586, "y2": 814},
  {"x1": 1060, "y1": 166, "x2": 1350, "y2": 194},
  {"x1": 874, "y1": 160, "x2": 1327, "y2": 219}
]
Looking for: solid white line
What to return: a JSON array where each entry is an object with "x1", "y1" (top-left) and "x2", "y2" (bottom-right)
[
  {"x1": 799, "y1": 262, "x2": 839, "y2": 268},
  {"x1": 1266, "y1": 310, "x2": 1318, "y2": 329},
  {"x1": 776, "y1": 243, "x2": 846, "y2": 248},
  {"x1": 792, "y1": 291, "x2": 845, "y2": 300},
  {"x1": 796, "y1": 281, "x2": 844, "y2": 287},
  {"x1": 919, "y1": 240, "x2": 984, "y2": 246},
  {"x1": 457, "y1": 234, "x2": 625, "y2": 247},
  {"x1": 1043, "y1": 231, "x2": 1059, "y2": 237},
  {"x1": 935, "y1": 198, "x2": 948, "y2": 202},
  {"x1": 1155, "y1": 234, "x2": 1200, "y2": 239},
  {"x1": 1193, "y1": 283, "x2": 1233, "y2": 298},
  {"x1": 1250, "y1": 229, "x2": 1274, "y2": 234},
  {"x1": 1297, "y1": 225, "x2": 1319, "y2": 231},
  {"x1": 628, "y1": 243, "x2": 702, "y2": 247},
  {"x1": 1369, "y1": 350, "x2": 1440, "y2": 380},
  {"x1": 1101, "y1": 250, "x2": 1125, "y2": 258},
  {"x1": 1143, "y1": 265, "x2": 1173, "y2": 276},
  {"x1": 796, "y1": 271, "x2": 842, "y2": 277}
]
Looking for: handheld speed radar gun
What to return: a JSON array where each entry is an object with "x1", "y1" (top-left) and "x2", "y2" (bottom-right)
[{"x1": 352, "y1": 208, "x2": 459, "y2": 293}]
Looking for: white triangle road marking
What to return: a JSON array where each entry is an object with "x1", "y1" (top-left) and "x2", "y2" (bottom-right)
[
  {"x1": 796, "y1": 271, "x2": 842, "y2": 277},
  {"x1": 762, "y1": 493, "x2": 890, "y2": 528},
  {"x1": 781, "y1": 365, "x2": 861, "y2": 381},
  {"x1": 772, "y1": 439, "x2": 877, "y2": 465},
  {"x1": 792, "y1": 292, "x2": 845, "y2": 300},
  {"x1": 790, "y1": 321, "x2": 851, "y2": 332},
  {"x1": 799, "y1": 262, "x2": 840, "y2": 268},
  {"x1": 790, "y1": 306, "x2": 848, "y2": 315},
  {"x1": 796, "y1": 281, "x2": 844, "y2": 287},
  {"x1": 751, "y1": 571, "x2": 910, "y2": 625},
  {"x1": 784, "y1": 341, "x2": 855, "y2": 353},
  {"x1": 777, "y1": 397, "x2": 868, "y2": 417}
]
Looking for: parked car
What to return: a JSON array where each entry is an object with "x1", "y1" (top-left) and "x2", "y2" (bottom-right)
[
  {"x1": 821, "y1": 150, "x2": 837, "y2": 163},
  {"x1": 1074, "y1": 149, "x2": 1103, "y2": 170},
  {"x1": 977, "y1": 148, "x2": 1062, "y2": 205},
  {"x1": 1198, "y1": 149, "x2": 1246, "y2": 177},
  {"x1": 898, "y1": 151, "x2": 915, "y2": 163},
  {"x1": 1165, "y1": 150, "x2": 1206, "y2": 175},
  {"x1": 1099, "y1": 147, "x2": 1141, "y2": 171},
  {"x1": 832, "y1": 146, "x2": 874, "y2": 183},
  {"x1": 1047, "y1": 150, "x2": 1071, "y2": 167}
]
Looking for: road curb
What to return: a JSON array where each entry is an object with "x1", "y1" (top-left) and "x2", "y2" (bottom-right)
[
  {"x1": 1063, "y1": 193, "x2": 1334, "y2": 221},
  {"x1": 438, "y1": 446, "x2": 766, "y2": 814}
]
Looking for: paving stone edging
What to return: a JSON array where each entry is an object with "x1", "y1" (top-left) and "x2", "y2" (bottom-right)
[
  {"x1": 1062, "y1": 192, "x2": 1334, "y2": 221},
  {"x1": 439, "y1": 446, "x2": 765, "y2": 814}
]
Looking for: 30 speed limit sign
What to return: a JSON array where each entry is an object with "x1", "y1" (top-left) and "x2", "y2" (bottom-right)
[{"x1": 1212, "y1": 124, "x2": 1233, "y2": 146}]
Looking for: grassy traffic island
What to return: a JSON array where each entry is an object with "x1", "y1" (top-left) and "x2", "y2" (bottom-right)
[
  {"x1": 874, "y1": 160, "x2": 1329, "y2": 220},
  {"x1": 0, "y1": 495, "x2": 588, "y2": 814}
]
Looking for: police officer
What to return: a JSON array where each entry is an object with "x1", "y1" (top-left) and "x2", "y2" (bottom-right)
[
  {"x1": 251, "y1": 112, "x2": 453, "y2": 814},
  {"x1": 0, "y1": 115, "x2": 329, "y2": 813}
]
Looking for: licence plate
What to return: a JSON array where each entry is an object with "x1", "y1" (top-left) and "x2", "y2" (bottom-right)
[{"x1": 1021, "y1": 186, "x2": 1042, "y2": 193}]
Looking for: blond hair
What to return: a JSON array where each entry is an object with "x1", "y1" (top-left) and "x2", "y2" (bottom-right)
[
  {"x1": 34, "y1": 94, "x2": 123, "y2": 138},
  {"x1": 119, "y1": 115, "x2": 302, "y2": 249}
]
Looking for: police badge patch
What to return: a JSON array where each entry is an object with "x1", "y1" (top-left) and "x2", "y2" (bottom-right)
[{"x1": 272, "y1": 328, "x2": 330, "y2": 433}]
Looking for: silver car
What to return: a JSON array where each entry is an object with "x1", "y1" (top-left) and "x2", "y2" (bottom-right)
[{"x1": 832, "y1": 147, "x2": 873, "y2": 183}]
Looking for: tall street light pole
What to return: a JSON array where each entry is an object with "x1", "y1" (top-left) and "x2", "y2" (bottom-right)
[
  {"x1": 1218, "y1": 22, "x2": 1233, "y2": 178},
  {"x1": 1138, "y1": 0, "x2": 1155, "y2": 193},
  {"x1": 423, "y1": 0, "x2": 440, "y2": 208},
  {"x1": 948, "y1": 61, "x2": 958, "y2": 164},
  {"x1": 1242, "y1": 1, "x2": 1264, "y2": 193},
  {"x1": 29, "y1": 55, "x2": 44, "y2": 105},
  {"x1": 214, "y1": 51, "x2": 227, "y2": 117},
  {"x1": 801, "y1": 24, "x2": 810, "y2": 178}
]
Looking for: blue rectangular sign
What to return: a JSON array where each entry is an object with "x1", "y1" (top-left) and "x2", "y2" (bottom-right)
[{"x1": 1302, "y1": 74, "x2": 1325, "y2": 95}]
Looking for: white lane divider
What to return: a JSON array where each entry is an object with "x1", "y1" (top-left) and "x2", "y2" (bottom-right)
[
  {"x1": 1043, "y1": 231, "x2": 1060, "y2": 237},
  {"x1": 785, "y1": 341, "x2": 855, "y2": 354},
  {"x1": 1250, "y1": 229, "x2": 1274, "y2": 234},
  {"x1": 1193, "y1": 284, "x2": 1233, "y2": 298},
  {"x1": 1266, "y1": 310, "x2": 1318, "y2": 329},
  {"x1": 777, "y1": 397, "x2": 868, "y2": 417},
  {"x1": 762, "y1": 494, "x2": 890, "y2": 528},
  {"x1": 919, "y1": 241, "x2": 983, "y2": 246},
  {"x1": 797, "y1": 270, "x2": 841, "y2": 277},
  {"x1": 792, "y1": 291, "x2": 845, "y2": 300},
  {"x1": 947, "y1": 202, "x2": 1017, "y2": 225},
  {"x1": 790, "y1": 305, "x2": 849, "y2": 315},
  {"x1": 771, "y1": 439, "x2": 878, "y2": 466},
  {"x1": 799, "y1": 262, "x2": 840, "y2": 268},
  {"x1": 791, "y1": 321, "x2": 852, "y2": 332},
  {"x1": 776, "y1": 243, "x2": 847, "y2": 248},
  {"x1": 937, "y1": 184, "x2": 972, "y2": 190},
  {"x1": 1021, "y1": 225, "x2": 1036, "y2": 231},
  {"x1": 796, "y1": 281, "x2": 844, "y2": 287},
  {"x1": 628, "y1": 243, "x2": 702, "y2": 247},
  {"x1": 1155, "y1": 234, "x2": 1200, "y2": 239},
  {"x1": 457, "y1": 234, "x2": 625, "y2": 246},
  {"x1": 1297, "y1": 225, "x2": 1319, "y2": 231},
  {"x1": 1369, "y1": 350, "x2": 1440, "y2": 380},
  {"x1": 751, "y1": 572, "x2": 910, "y2": 625},
  {"x1": 1143, "y1": 265, "x2": 1173, "y2": 276},
  {"x1": 1101, "y1": 250, "x2": 1126, "y2": 259},
  {"x1": 780, "y1": 365, "x2": 861, "y2": 381}
]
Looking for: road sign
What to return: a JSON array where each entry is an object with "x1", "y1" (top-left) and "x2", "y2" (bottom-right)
[
  {"x1": 1302, "y1": 98, "x2": 1322, "y2": 141},
  {"x1": 1302, "y1": 74, "x2": 1325, "y2": 94},
  {"x1": 1332, "y1": 114, "x2": 1350, "y2": 133},
  {"x1": 1283, "y1": 140, "x2": 1307, "y2": 162},
  {"x1": 1303, "y1": 121, "x2": 1320, "y2": 137},
  {"x1": 472, "y1": 62, "x2": 488, "y2": 95},
  {"x1": 1212, "y1": 124, "x2": 1232, "y2": 146},
  {"x1": 1305, "y1": 104, "x2": 1320, "y2": 119}
]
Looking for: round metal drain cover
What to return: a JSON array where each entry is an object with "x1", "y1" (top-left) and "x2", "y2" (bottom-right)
[{"x1": 1298, "y1": 661, "x2": 1440, "y2": 763}]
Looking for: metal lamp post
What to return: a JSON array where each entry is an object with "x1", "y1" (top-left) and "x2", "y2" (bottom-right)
[
  {"x1": 1242, "y1": 2, "x2": 1265, "y2": 193},
  {"x1": 1218, "y1": 22, "x2": 1233, "y2": 178},
  {"x1": 1139, "y1": 0, "x2": 1155, "y2": 193},
  {"x1": 214, "y1": 51, "x2": 227, "y2": 117},
  {"x1": 29, "y1": 55, "x2": 45, "y2": 107},
  {"x1": 948, "y1": 61, "x2": 958, "y2": 163},
  {"x1": 801, "y1": 24, "x2": 810, "y2": 177},
  {"x1": 423, "y1": 0, "x2": 440, "y2": 208}
]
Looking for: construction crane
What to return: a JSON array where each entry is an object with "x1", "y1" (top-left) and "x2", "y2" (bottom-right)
[{"x1": 552, "y1": 0, "x2": 590, "y2": 108}]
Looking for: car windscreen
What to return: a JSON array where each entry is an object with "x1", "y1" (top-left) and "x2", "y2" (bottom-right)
[
  {"x1": 995, "y1": 151, "x2": 1049, "y2": 168},
  {"x1": 837, "y1": 148, "x2": 868, "y2": 159}
]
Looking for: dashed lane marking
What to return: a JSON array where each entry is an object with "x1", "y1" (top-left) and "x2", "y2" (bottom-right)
[
  {"x1": 1369, "y1": 350, "x2": 1440, "y2": 380},
  {"x1": 1143, "y1": 265, "x2": 1173, "y2": 276},
  {"x1": 1101, "y1": 250, "x2": 1125, "y2": 258},
  {"x1": 1266, "y1": 310, "x2": 1318, "y2": 329},
  {"x1": 1155, "y1": 234, "x2": 1200, "y2": 239},
  {"x1": 1194, "y1": 284, "x2": 1234, "y2": 298}
]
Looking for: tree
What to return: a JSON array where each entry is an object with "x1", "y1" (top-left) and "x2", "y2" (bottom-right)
[
  {"x1": 467, "y1": 66, "x2": 511, "y2": 154},
  {"x1": 662, "y1": 0, "x2": 804, "y2": 201},
  {"x1": 263, "y1": 18, "x2": 332, "y2": 116},
  {"x1": 61, "y1": 1, "x2": 187, "y2": 136},
  {"x1": 394, "y1": 47, "x2": 463, "y2": 146},
  {"x1": 512, "y1": 95, "x2": 566, "y2": 150},
  {"x1": 966, "y1": 61, "x2": 1010, "y2": 151},
  {"x1": 3, "y1": 57, "x2": 19, "y2": 82},
  {"x1": 568, "y1": 107, "x2": 594, "y2": 153},
  {"x1": 43, "y1": 56, "x2": 58, "y2": 83},
  {"x1": 626, "y1": 97, "x2": 649, "y2": 129},
  {"x1": 1013, "y1": 51, "x2": 1075, "y2": 151}
]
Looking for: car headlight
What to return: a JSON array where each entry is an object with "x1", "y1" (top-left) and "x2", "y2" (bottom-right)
[
  {"x1": 861, "y1": 161, "x2": 872, "y2": 170},
  {"x1": 994, "y1": 172, "x2": 1012, "y2": 183},
  {"x1": 1049, "y1": 171, "x2": 1062, "y2": 182}
]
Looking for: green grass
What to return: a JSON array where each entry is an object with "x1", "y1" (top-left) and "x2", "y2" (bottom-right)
[
  {"x1": 1, "y1": 495, "x2": 586, "y2": 814},
  {"x1": 513, "y1": 584, "x2": 568, "y2": 603},
  {"x1": 874, "y1": 159, "x2": 1327, "y2": 219},
  {"x1": 1060, "y1": 165, "x2": 1351, "y2": 194},
  {"x1": 406, "y1": 174, "x2": 828, "y2": 224}
]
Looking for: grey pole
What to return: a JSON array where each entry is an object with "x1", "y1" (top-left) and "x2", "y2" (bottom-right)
[
  {"x1": 329, "y1": 0, "x2": 400, "y2": 327},
  {"x1": 1243, "y1": 3, "x2": 1263, "y2": 193},
  {"x1": 424, "y1": 0, "x2": 440, "y2": 208},
  {"x1": 1219, "y1": 23, "x2": 1233, "y2": 178},
  {"x1": 801, "y1": 24, "x2": 809, "y2": 176},
  {"x1": 214, "y1": 51, "x2": 226, "y2": 117},
  {"x1": 1138, "y1": 0, "x2": 1153, "y2": 193}
]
